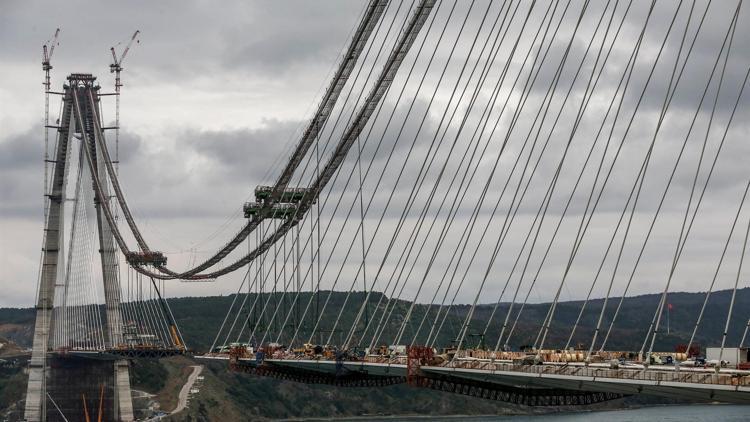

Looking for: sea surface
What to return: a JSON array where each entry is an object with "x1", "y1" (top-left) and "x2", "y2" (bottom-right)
[{"x1": 319, "y1": 404, "x2": 749, "y2": 421}]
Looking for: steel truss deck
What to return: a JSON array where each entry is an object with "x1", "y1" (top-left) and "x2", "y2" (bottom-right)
[{"x1": 229, "y1": 357, "x2": 750, "y2": 405}]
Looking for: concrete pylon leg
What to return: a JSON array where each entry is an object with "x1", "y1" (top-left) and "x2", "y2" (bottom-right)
[
  {"x1": 25, "y1": 83, "x2": 75, "y2": 422},
  {"x1": 115, "y1": 360, "x2": 134, "y2": 421},
  {"x1": 24, "y1": 362, "x2": 45, "y2": 421}
]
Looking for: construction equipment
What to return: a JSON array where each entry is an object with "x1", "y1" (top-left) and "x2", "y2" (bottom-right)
[
  {"x1": 255, "y1": 186, "x2": 312, "y2": 203},
  {"x1": 109, "y1": 30, "x2": 140, "y2": 82},
  {"x1": 109, "y1": 30, "x2": 140, "y2": 173},
  {"x1": 125, "y1": 251, "x2": 167, "y2": 266},
  {"x1": 42, "y1": 28, "x2": 60, "y2": 74},
  {"x1": 243, "y1": 202, "x2": 299, "y2": 219},
  {"x1": 42, "y1": 28, "x2": 60, "y2": 218}
]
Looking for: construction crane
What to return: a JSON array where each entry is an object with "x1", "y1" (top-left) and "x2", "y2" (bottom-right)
[
  {"x1": 42, "y1": 28, "x2": 60, "y2": 75},
  {"x1": 110, "y1": 30, "x2": 140, "y2": 85},
  {"x1": 109, "y1": 30, "x2": 140, "y2": 173},
  {"x1": 42, "y1": 28, "x2": 60, "y2": 212}
]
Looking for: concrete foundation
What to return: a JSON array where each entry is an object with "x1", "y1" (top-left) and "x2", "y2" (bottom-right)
[{"x1": 45, "y1": 355, "x2": 133, "y2": 422}]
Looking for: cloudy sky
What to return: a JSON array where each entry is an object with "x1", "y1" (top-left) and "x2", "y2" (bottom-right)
[{"x1": 1, "y1": 0, "x2": 749, "y2": 319}]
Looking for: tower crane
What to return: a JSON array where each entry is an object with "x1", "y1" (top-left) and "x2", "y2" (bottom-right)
[
  {"x1": 109, "y1": 30, "x2": 140, "y2": 173},
  {"x1": 42, "y1": 28, "x2": 60, "y2": 208},
  {"x1": 110, "y1": 30, "x2": 140, "y2": 87},
  {"x1": 42, "y1": 28, "x2": 60, "y2": 75}
]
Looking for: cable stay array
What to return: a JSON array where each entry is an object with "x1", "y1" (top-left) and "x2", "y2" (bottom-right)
[
  {"x1": 41, "y1": 75, "x2": 187, "y2": 358},
  {"x1": 28, "y1": 0, "x2": 750, "y2": 414},
  {"x1": 202, "y1": 0, "x2": 750, "y2": 373}
]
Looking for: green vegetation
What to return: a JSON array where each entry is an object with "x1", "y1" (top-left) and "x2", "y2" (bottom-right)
[
  {"x1": 7, "y1": 289, "x2": 746, "y2": 353},
  {"x1": 130, "y1": 359, "x2": 168, "y2": 392},
  {"x1": 0, "y1": 367, "x2": 25, "y2": 415},
  {"x1": 169, "y1": 360, "x2": 520, "y2": 421},
  {"x1": 165, "y1": 288, "x2": 750, "y2": 354},
  {"x1": 1, "y1": 288, "x2": 748, "y2": 419}
]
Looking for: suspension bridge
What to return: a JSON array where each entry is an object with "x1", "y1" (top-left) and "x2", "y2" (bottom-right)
[{"x1": 24, "y1": 0, "x2": 750, "y2": 420}]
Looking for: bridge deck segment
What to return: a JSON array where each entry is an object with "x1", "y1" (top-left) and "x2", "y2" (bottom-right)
[{"x1": 241, "y1": 356, "x2": 750, "y2": 405}]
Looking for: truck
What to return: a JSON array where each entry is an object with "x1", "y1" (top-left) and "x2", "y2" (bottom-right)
[{"x1": 705, "y1": 347, "x2": 749, "y2": 368}]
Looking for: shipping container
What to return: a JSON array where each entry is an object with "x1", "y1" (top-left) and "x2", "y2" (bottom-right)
[{"x1": 705, "y1": 347, "x2": 749, "y2": 367}]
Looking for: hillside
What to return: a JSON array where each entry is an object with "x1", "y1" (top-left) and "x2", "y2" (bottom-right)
[
  {"x1": 5, "y1": 289, "x2": 747, "y2": 353},
  {"x1": 157, "y1": 287, "x2": 750, "y2": 353},
  {"x1": 1, "y1": 288, "x2": 747, "y2": 420}
]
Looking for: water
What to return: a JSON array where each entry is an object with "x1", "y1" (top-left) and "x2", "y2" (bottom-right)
[{"x1": 324, "y1": 405, "x2": 749, "y2": 421}]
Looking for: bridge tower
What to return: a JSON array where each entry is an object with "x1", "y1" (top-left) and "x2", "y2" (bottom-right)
[{"x1": 25, "y1": 73, "x2": 134, "y2": 422}]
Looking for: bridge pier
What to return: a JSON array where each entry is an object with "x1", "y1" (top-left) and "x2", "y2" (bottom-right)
[
  {"x1": 43, "y1": 355, "x2": 133, "y2": 422},
  {"x1": 115, "y1": 360, "x2": 134, "y2": 420}
]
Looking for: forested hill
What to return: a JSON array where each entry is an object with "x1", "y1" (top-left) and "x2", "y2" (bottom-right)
[
  {"x1": 2, "y1": 287, "x2": 747, "y2": 353},
  {"x1": 1, "y1": 289, "x2": 747, "y2": 419}
]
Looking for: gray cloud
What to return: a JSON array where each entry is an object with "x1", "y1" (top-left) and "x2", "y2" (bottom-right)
[
  {"x1": 0, "y1": 130, "x2": 44, "y2": 218},
  {"x1": 1, "y1": 0, "x2": 749, "y2": 328},
  {"x1": 182, "y1": 119, "x2": 301, "y2": 183}
]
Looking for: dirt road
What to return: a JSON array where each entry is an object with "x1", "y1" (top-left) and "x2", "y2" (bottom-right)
[{"x1": 171, "y1": 365, "x2": 203, "y2": 416}]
